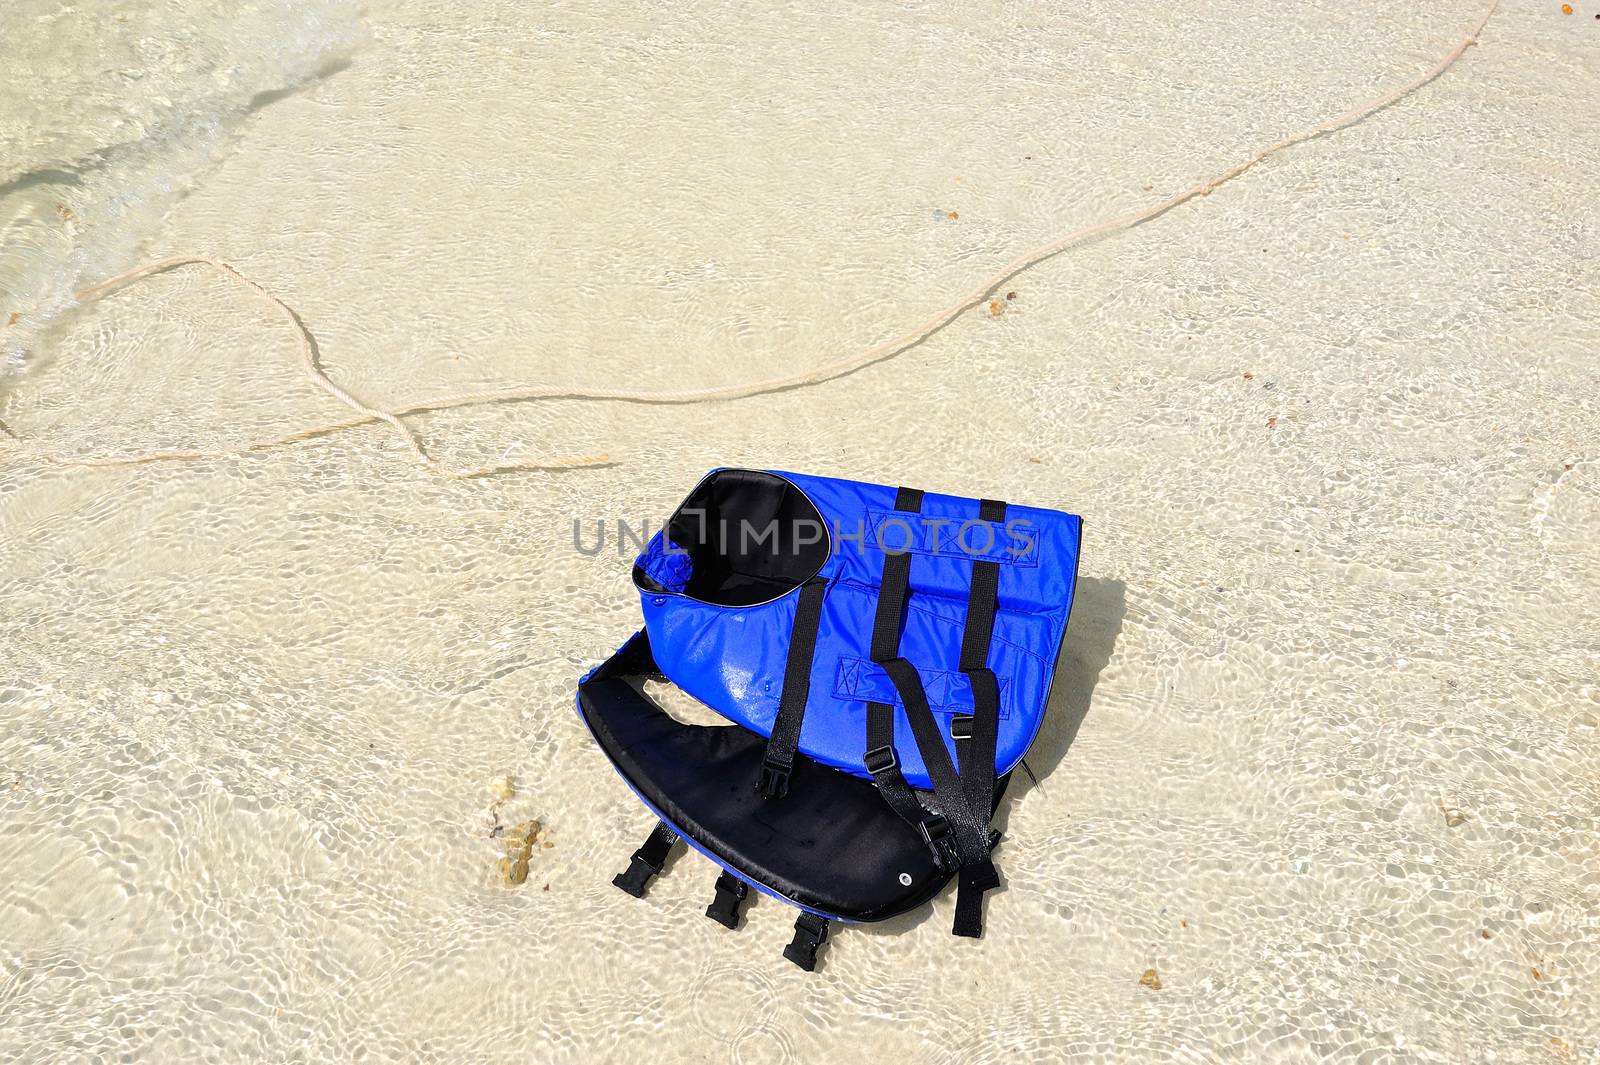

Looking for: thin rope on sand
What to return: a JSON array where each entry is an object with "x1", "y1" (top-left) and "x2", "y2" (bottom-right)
[{"x1": 0, "y1": 0, "x2": 1498, "y2": 478}]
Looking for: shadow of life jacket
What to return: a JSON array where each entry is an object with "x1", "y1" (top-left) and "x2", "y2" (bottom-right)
[{"x1": 577, "y1": 468, "x2": 1083, "y2": 971}]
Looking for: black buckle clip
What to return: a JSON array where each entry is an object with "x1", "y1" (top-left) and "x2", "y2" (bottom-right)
[
  {"x1": 782, "y1": 913, "x2": 832, "y2": 972},
  {"x1": 704, "y1": 871, "x2": 750, "y2": 930},
  {"x1": 612, "y1": 854, "x2": 660, "y2": 898},
  {"x1": 612, "y1": 827, "x2": 678, "y2": 899},
  {"x1": 949, "y1": 714, "x2": 974, "y2": 741},
  {"x1": 863, "y1": 744, "x2": 898, "y2": 776},
  {"x1": 918, "y1": 814, "x2": 960, "y2": 872},
  {"x1": 757, "y1": 755, "x2": 792, "y2": 800}
]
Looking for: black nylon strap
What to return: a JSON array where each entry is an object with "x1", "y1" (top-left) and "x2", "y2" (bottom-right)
[
  {"x1": 958, "y1": 499, "x2": 1008, "y2": 658},
  {"x1": 863, "y1": 488, "x2": 947, "y2": 857},
  {"x1": 869, "y1": 487, "x2": 922, "y2": 659},
  {"x1": 951, "y1": 497, "x2": 1008, "y2": 937},
  {"x1": 954, "y1": 863, "x2": 998, "y2": 938},
  {"x1": 758, "y1": 575, "x2": 831, "y2": 799},
  {"x1": 879, "y1": 658, "x2": 993, "y2": 869},
  {"x1": 636, "y1": 821, "x2": 678, "y2": 867},
  {"x1": 957, "y1": 498, "x2": 1006, "y2": 819},
  {"x1": 866, "y1": 700, "x2": 957, "y2": 869},
  {"x1": 862, "y1": 487, "x2": 1006, "y2": 928}
]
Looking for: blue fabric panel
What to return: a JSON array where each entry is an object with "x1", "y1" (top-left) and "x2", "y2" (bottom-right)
[
  {"x1": 637, "y1": 530, "x2": 693, "y2": 591},
  {"x1": 637, "y1": 469, "x2": 1083, "y2": 790}
]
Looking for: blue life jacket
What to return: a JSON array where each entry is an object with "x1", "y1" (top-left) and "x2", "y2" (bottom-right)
[
  {"x1": 577, "y1": 468, "x2": 1084, "y2": 970},
  {"x1": 633, "y1": 469, "x2": 1082, "y2": 789}
]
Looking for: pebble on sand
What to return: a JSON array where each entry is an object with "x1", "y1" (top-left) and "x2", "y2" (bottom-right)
[
  {"x1": 1139, "y1": 968, "x2": 1162, "y2": 991},
  {"x1": 498, "y1": 821, "x2": 542, "y2": 886},
  {"x1": 489, "y1": 774, "x2": 515, "y2": 802},
  {"x1": 505, "y1": 820, "x2": 541, "y2": 851},
  {"x1": 1442, "y1": 807, "x2": 1468, "y2": 827},
  {"x1": 499, "y1": 857, "x2": 529, "y2": 886}
]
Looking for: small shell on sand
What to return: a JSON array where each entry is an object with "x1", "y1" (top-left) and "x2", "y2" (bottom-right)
[
  {"x1": 489, "y1": 774, "x2": 515, "y2": 802},
  {"x1": 1139, "y1": 968, "x2": 1163, "y2": 991}
]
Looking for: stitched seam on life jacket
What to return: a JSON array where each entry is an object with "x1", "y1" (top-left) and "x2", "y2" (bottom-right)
[
  {"x1": 860, "y1": 510, "x2": 1041, "y2": 567},
  {"x1": 833, "y1": 656, "x2": 1013, "y2": 718}
]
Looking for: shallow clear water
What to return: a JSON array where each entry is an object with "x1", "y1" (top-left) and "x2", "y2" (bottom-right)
[
  {"x1": 2, "y1": 1, "x2": 1597, "y2": 1062},
  {"x1": 0, "y1": 0, "x2": 363, "y2": 374}
]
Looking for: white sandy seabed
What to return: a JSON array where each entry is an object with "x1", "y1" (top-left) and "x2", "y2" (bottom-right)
[{"x1": 1, "y1": 1, "x2": 1597, "y2": 1062}]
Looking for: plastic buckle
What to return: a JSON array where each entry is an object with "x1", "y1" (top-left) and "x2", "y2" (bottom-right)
[
  {"x1": 612, "y1": 826, "x2": 677, "y2": 898},
  {"x1": 704, "y1": 872, "x2": 750, "y2": 930},
  {"x1": 757, "y1": 755, "x2": 792, "y2": 800},
  {"x1": 782, "y1": 913, "x2": 832, "y2": 972},
  {"x1": 918, "y1": 814, "x2": 960, "y2": 872},
  {"x1": 612, "y1": 854, "x2": 660, "y2": 898},
  {"x1": 863, "y1": 744, "x2": 898, "y2": 776},
  {"x1": 949, "y1": 714, "x2": 974, "y2": 741}
]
